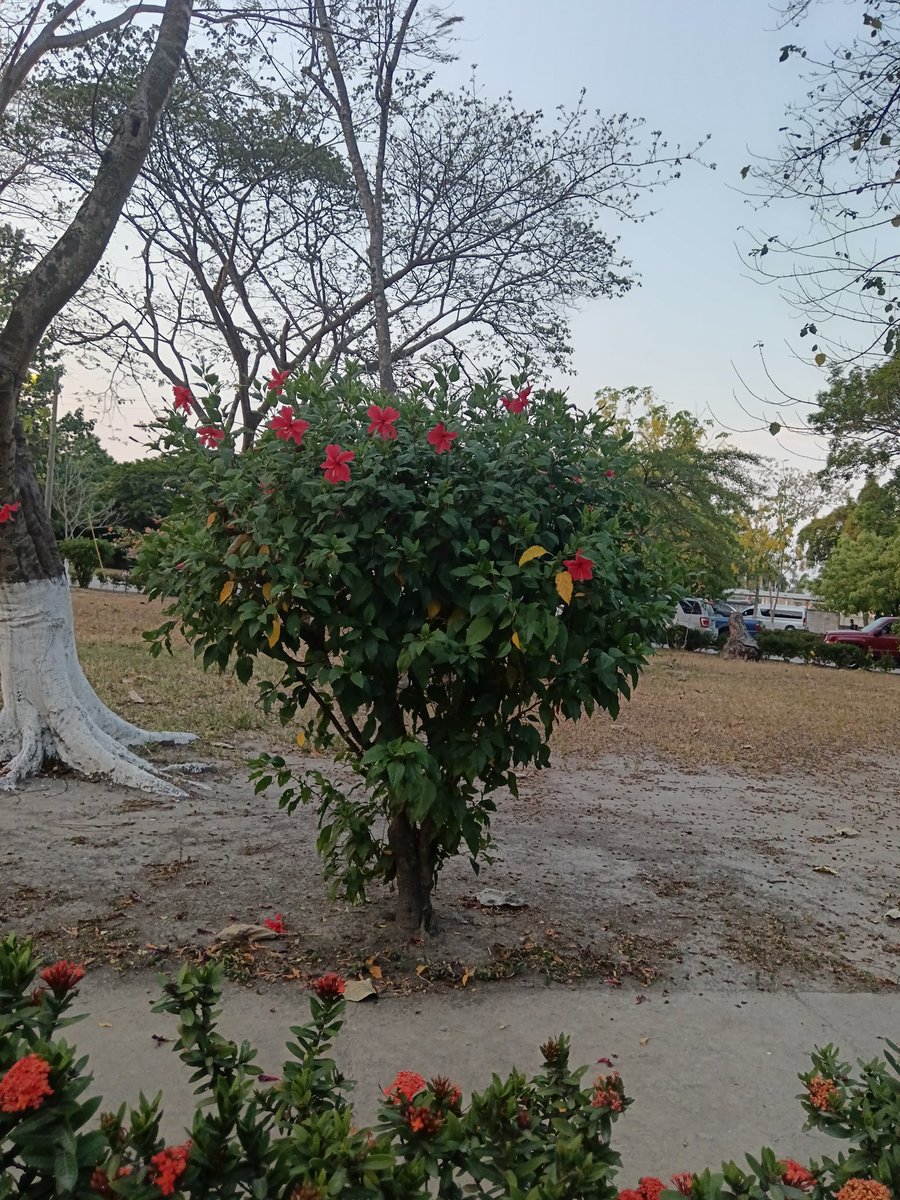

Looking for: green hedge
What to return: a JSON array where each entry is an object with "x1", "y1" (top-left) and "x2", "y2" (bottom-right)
[
  {"x1": 665, "y1": 626, "x2": 895, "y2": 671},
  {"x1": 59, "y1": 538, "x2": 117, "y2": 588},
  {"x1": 1, "y1": 936, "x2": 898, "y2": 1200}
]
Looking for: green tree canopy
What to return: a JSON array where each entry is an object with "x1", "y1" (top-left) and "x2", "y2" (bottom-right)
[
  {"x1": 809, "y1": 357, "x2": 900, "y2": 487},
  {"x1": 596, "y1": 386, "x2": 761, "y2": 599}
]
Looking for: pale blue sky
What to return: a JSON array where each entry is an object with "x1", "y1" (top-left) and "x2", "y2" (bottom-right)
[{"x1": 78, "y1": 0, "x2": 857, "y2": 464}]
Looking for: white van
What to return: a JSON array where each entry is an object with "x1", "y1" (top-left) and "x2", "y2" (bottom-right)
[{"x1": 741, "y1": 604, "x2": 808, "y2": 631}]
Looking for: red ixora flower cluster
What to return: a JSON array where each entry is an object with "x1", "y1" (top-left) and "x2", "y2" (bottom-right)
[
  {"x1": 89, "y1": 1165, "x2": 132, "y2": 1197},
  {"x1": 806, "y1": 1074, "x2": 839, "y2": 1112},
  {"x1": 670, "y1": 1174, "x2": 695, "y2": 1196},
  {"x1": 312, "y1": 973, "x2": 345, "y2": 1000},
  {"x1": 430, "y1": 1075, "x2": 463, "y2": 1109},
  {"x1": 384, "y1": 1070, "x2": 427, "y2": 1104},
  {"x1": 269, "y1": 406, "x2": 310, "y2": 447},
  {"x1": 501, "y1": 383, "x2": 532, "y2": 414},
  {"x1": 150, "y1": 1141, "x2": 191, "y2": 1197},
  {"x1": 780, "y1": 1160, "x2": 817, "y2": 1191},
  {"x1": 0, "y1": 1053, "x2": 53, "y2": 1114},
  {"x1": 563, "y1": 549, "x2": 593, "y2": 582},
  {"x1": 835, "y1": 1181, "x2": 892, "y2": 1200},
  {"x1": 40, "y1": 959, "x2": 85, "y2": 996},
  {"x1": 619, "y1": 1178, "x2": 666, "y2": 1200},
  {"x1": 590, "y1": 1070, "x2": 624, "y2": 1112},
  {"x1": 0, "y1": 501, "x2": 20, "y2": 524},
  {"x1": 367, "y1": 404, "x2": 400, "y2": 440}
]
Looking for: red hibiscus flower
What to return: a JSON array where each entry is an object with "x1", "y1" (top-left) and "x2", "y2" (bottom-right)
[
  {"x1": 267, "y1": 368, "x2": 290, "y2": 396},
  {"x1": 172, "y1": 385, "x2": 193, "y2": 412},
  {"x1": 268, "y1": 406, "x2": 310, "y2": 446},
  {"x1": 320, "y1": 443, "x2": 354, "y2": 483},
  {"x1": 198, "y1": 426, "x2": 225, "y2": 450},
  {"x1": 0, "y1": 501, "x2": 20, "y2": 524},
  {"x1": 501, "y1": 384, "x2": 532, "y2": 414},
  {"x1": 40, "y1": 960, "x2": 85, "y2": 996},
  {"x1": 426, "y1": 422, "x2": 458, "y2": 454},
  {"x1": 263, "y1": 913, "x2": 286, "y2": 934},
  {"x1": 563, "y1": 549, "x2": 593, "y2": 581},
  {"x1": 605, "y1": 469, "x2": 616, "y2": 478},
  {"x1": 367, "y1": 404, "x2": 400, "y2": 440}
]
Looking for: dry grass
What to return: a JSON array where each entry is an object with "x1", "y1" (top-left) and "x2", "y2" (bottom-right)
[
  {"x1": 73, "y1": 591, "x2": 900, "y2": 772},
  {"x1": 552, "y1": 648, "x2": 900, "y2": 772},
  {"x1": 74, "y1": 591, "x2": 276, "y2": 742}
]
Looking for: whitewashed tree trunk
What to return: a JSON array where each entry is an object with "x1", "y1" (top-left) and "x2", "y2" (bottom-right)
[
  {"x1": 0, "y1": 577, "x2": 192, "y2": 795},
  {"x1": 0, "y1": 0, "x2": 193, "y2": 794}
]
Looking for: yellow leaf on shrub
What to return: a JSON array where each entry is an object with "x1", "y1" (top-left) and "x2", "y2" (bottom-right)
[
  {"x1": 518, "y1": 544, "x2": 549, "y2": 567},
  {"x1": 512, "y1": 631, "x2": 522, "y2": 649},
  {"x1": 262, "y1": 582, "x2": 273, "y2": 602},
  {"x1": 296, "y1": 730, "x2": 306, "y2": 748},
  {"x1": 555, "y1": 570, "x2": 573, "y2": 605},
  {"x1": 267, "y1": 618, "x2": 281, "y2": 648},
  {"x1": 206, "y1": 512, "x2": 218, "y2": 528},
  {"x1": 259, "y1": 544, "x2": 270, "y2": 557},
  {"x1": 426, "y1": 599, "x2": 441, "y2": 619},
  {"x1": 219, "y1": 579, "x2": 235, "y2": 604}
]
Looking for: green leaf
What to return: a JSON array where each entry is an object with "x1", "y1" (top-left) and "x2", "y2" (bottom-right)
[
  {"x1": 768, "y1": 422, "x2": 781, "y2": 436},
  {"x1": 53, "y1": 1127, "x2": 78, "y2": 1195},
  {"x1": 465, "y1": 615, "x2": 493, "y2": 646}
]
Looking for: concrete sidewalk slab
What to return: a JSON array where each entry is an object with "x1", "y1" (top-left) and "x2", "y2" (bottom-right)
[{"x1": 71, "y1": 976, "x2": 898, "y2": 1182}]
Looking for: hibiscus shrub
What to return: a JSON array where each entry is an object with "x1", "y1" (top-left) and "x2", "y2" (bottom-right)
[
  {"x1": 2, "y1": 936, "x2": 899, "y2": 1200},
  {"x1": 137, "y1": 367, "x2": 669, "y2": 932}
]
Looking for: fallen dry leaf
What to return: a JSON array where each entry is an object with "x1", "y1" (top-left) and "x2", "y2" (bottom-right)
[
  {"x1": 813, "y1": 866, "x2": 838, "y2": 876},
  {"x1": 639, "y1": 1036, "x2": 650, "y2": 1047},
  {"x1": 212, "y1": 923, "x2": 279, "y2": 945},
  {"x1": 344, "y1": 978, "x2": 377, "y2": 1003}
]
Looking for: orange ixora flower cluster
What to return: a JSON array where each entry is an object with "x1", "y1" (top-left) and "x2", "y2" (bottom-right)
[
  {"x1": 806, "y1": 1074, "x2": 840, "y2": 1112},
  {"x1": 430, "y1": 1075, "x2": 463, "y2": 1109},
  {"x1": 590, "y1": 1070, "x2": 625, "y2": 1112},
  {"x1": 384, "y1": 1070, "x2": 427, "y2": 1104},
  {"x1": 405, "y1": 1105, "x2": 444, "y2": 1136},
  {"x1": 149, "y1": 1141, "x2": 191, "y2": 1196},
  {"x1": 0, "y1": 1053, "x2": 53, "y2": 1113},
  {"x1": 835, "y1": 1181, "x2": 892, "y2": 1200}
]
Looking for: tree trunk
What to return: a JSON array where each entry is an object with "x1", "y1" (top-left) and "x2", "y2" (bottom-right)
[
  {"x1": 0, "y1": 0, "x2": 194, "y2": 794},
  {"x1": 388, "y1": 811, "x2": 437, "y2": 935}
]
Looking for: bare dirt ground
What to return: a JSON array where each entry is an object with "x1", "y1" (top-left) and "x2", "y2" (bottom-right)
[{"x1": 1, "y1": 590, "x2": 898, "y2": 995}]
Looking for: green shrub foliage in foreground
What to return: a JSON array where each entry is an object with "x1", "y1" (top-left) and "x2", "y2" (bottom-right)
[
  {"x1": 1, "y1": 937, "x2": 899, "y2": 1199},
  {"x1": 136, "y1": 369, "x2": 670, "y2": 932}
]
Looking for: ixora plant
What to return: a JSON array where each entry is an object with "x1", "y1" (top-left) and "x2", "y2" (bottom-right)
[
  {"x1": 138, "y1": 368, "x2": 670, "y2": 932},
  {"x1": 1, "y1": 937, "x2": 899, "y2": 1200}
]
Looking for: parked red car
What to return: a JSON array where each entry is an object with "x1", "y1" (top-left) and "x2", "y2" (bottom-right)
[{"x1": 823, "y1": 617, "x2": 900, "y2": 661}]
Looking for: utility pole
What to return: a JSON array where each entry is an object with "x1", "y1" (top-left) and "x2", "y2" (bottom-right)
[{"x1": 44, "y1": 371, "x2": 59, "y2": 515}]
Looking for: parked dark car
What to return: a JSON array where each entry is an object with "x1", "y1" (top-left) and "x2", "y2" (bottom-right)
[
  {"x1": 823, "y1": 617, "x2": 900, "y2": 661},
  {"x1": 711, "y1": 601, "x2": 760, "y2": 636}
]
